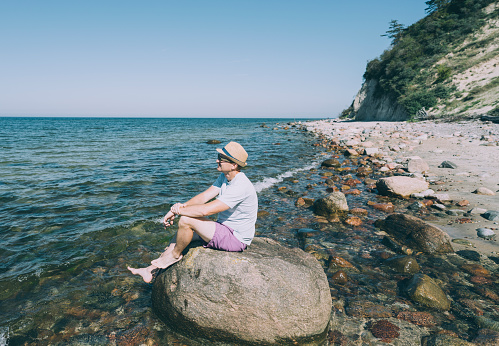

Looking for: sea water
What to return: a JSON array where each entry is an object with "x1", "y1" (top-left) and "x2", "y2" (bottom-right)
[{"x1": 0, "y1": 117, "x2": 322, "y2": 345}]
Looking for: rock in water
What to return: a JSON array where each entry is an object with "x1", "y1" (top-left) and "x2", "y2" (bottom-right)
[
  {"x1": 375, "y1": 214, "x2": 454, "y2": 254},
  {"x1": 152, "y1": 237, "x2": 331, "y2": 345},
  {"x1": 376, "y1": 176, "x2": 429, "y2": 198},
  {"x1": 405, "y1": 274, "x2": 451, "y2": 311},
  {"x1": 313, "y1": 191, "x2": 349, "y2": 218}
]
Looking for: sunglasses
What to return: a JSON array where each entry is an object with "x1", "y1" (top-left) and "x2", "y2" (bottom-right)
[{"x1": 217, "y1": 154, "x2": 232, "y2": 163}]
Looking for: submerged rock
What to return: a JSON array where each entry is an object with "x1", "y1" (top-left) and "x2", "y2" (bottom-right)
[
  {"x1": 375, "y1": 214, "x2": 454, "y2": 254},
  {"x1": 405, "y1": 274, "x2": 451, "y2": 311},
  {"x1": 152, "y1": 237, "x2": 331, "y2": 345},
  {"x1": 385, "y1": 255, "x2": 420, "y2": 274}
]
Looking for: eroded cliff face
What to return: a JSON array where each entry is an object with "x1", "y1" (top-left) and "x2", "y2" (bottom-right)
[{"x1": 352, "y1": 79, "x2": 409, "y2": 121}]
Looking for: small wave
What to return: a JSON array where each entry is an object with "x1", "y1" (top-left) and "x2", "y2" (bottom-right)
[{"x1": 254, "y1": 162, "x2": 319, "y2": 193}]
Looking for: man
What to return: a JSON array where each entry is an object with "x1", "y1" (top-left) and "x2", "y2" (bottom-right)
[{"x1": 128, "y1": 141, "x2": 258, "y2": 283}]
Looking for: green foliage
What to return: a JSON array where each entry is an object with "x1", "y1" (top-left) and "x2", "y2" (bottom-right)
[
  {"x1": 382, "y1": 20, "x2": 406, "y2": 45},
  {"x1": 364, "y1": 0, "x2": 497, "y2": 117},
  {"x1": 436, "y1": 64, "x2": 453, "y2": 83}
]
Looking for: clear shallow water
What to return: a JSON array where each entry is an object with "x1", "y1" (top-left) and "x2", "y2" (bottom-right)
[{"x1": 0, "y1": 117, "x2": 322, "y2": 345}]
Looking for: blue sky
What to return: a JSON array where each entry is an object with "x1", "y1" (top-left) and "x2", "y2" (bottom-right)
[{"x1": 0, "y1": 1, "x2": 427, "y2": 118}]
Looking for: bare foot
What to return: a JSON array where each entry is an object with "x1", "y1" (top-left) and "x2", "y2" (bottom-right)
[
  {"x1": 151, "y1": 252, "x2": 183, "y2": 269},
  {"x1": 127, "y1": 266, "x2": 154, "y2": 283}
]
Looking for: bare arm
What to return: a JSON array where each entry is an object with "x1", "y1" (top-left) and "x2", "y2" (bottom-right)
[
  {"x1": 171, "y1": 199, "x2": 229, "y2": 218},
  {"x1": 184, "y1": 185, "x2": 220, "y2": 206},
  {"x1": 163, "y1": 185, "x2": 221, "y2": 227}
]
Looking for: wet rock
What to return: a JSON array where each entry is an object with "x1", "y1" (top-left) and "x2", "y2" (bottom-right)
[
  {"x1": 405, "y1": 274, "x2": 451, "y2": 311},
  {"x1": 408, "y1": 201, "x2": 426, "y2": 210},
  {"x1": 344, "y1": 216, "x2": 362, "y2": 226},
  {"x1": 343, "y1": 178, "x2": 361, "y2": 186},
  {"x1": 327, "y1": 330, "x2": 348, "y2": 345},
  {"x1": 344, "y1": 149, "x2": 359, "y2": 156},
  {"x1": 438, "y1": 161, "x2": 458, "y2": 169},
  {"x1": 477, "y1": 228, "x2": 496, "y2": 240},
  {"x1": 385, "y1": 256, "x2": 420, "y2": 274},
  {"x1": 456, "y1": 250, "x2": 481, "y2": 262},
  {"x1": 452, "y1": 239, "x2": 475, "y2": 247},
  {"x1": 331, "y1": 270, "x2": 348, "y2": 285},
  {"x1": 152, "y1": 237, "x2": 331, "y2": 345},
  {"x1": 368, "y1": 320, "x2": 400, "y2": 343},
  {"x1": 328, "y1": 256, "x2": 357, "y2": 272},
  {"x1": 423, "y1": 334, "x2": 474, "y2": 345},
  {"x1": 206, "y1": 139, "x2": 221, "y2": 144},
  {"x1": 345, "y1": 300, "x2": 392, "y2": 318},
  {"x1": 375, "y1": 214, "x2": 454, "y2": 254},
  {"x1": 313, "y1": 191, "x2": 349, "y2": 218},
  {"x1": 297, "y1": 228, "x2": 320, "y2": 239},
  {"x1": 482, "y1": 210, "x2": 499, "y2": 221},
  {"x1": 407, "y1": 158, "x2": 430, "y2": 173},
  {"x1": 473, "y1": 187, "x2": 495, "y2": 195},
  {"x1": 461, "y1": 263, "x2": 490, "y2": 277},
  {"x1": 396, "y1": 311, "x2": 437, "y2": 327},
  {"x1": 321, "y1": 158, "x2": 341, "y2": 168},
  {"x1": 370, "y1": 202, "x2": 395, "y2": 213},
  {"x1": 295, "y1": 197, "x2": 314, "y2": 208},
  {"x1": 350, "y1": 207, "x2": 368, "y2": 216},
  {"x1": 344, "y1": 188, "x2": 361, "y2": 195},
  {"x1": 473, "y1": 329, "x2": 499, "y2": 345},
  {"x1": 257, "y1": 210, "x2": 270, "y2": 218},
  {"x1": 377, "y1": 176, "x2": 429, "y2": 198}
]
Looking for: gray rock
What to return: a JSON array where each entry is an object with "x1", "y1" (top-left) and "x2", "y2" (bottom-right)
[
  {"x1": 438, "y1": 161, "x2": 458, "y2": 169},
  {"x1": 313, "y1": 191, "x2": 349, "y2": 218},
  {"x1": 152, "y1": 237, "x2": 331, "y2": 345},
  {"x1": 376, "y1": 176, "x2": 429, "y2": 199},
  {"x1": 405, "y1": 274, "x2": 451, "y2": 311},
  {"x1": 482, "y1": 210, "x2": 499, "y2": 221},
  {"x1": 477, "y1": 228, "x2": 496, "y2": 240},
  {"x1": 407, "y1": 158, "x2": 430, "y2": 173},
  {"x1": 468, "y1": 207, "x2": 487, "y2": 215},
  {"x1": 375, "y1": 213, "x2": 454, "y2": 254}
]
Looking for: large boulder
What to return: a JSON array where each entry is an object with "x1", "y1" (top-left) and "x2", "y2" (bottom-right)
[
  {"x1": 152, "y1": 237, "x2": 331, "y2": 345},
  {"x1": 313, "y1": 191, "x2": 349, "y2": 218},
  {"x1": 376, "y1": 176, "x2": 429, "y2": 198},
  {"x1": 375, "y1": 214, "x2": 454, "y2": 254}
]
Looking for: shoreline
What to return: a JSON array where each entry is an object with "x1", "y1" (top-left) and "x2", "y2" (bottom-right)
[{"x1": 304, "y1": 118, "x2": 499, "y2": 256}]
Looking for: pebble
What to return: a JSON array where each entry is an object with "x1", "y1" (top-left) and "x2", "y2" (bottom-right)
[{"x1": 477, "y1": 228, "x2": 496, "y2": 240}]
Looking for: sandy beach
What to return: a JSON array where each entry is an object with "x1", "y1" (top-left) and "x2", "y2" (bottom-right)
[{"x1": 306, "y1": 118, "x2": 499, "y2": 256}]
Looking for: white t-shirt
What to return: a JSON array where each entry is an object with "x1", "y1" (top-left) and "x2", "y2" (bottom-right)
[{"x1": 212, "y1": 172, "x2": 258, "y2": 245}]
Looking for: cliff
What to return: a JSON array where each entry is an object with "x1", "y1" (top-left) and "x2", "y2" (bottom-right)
[{"x1": 346, "y1": 0, "x2": 499, "y2": 121}]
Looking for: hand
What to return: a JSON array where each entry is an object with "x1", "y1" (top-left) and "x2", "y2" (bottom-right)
[
  {"x1": 170, "y1": 203, "x2": 185, "y2": 215},
  {"x1": 163, "y1": 211, "x2": 176, "y2": 227}
]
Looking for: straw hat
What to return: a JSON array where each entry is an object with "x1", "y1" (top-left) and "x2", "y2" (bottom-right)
[{"x1": 216, "y1": 141, "x2": 248, "y2": 167}]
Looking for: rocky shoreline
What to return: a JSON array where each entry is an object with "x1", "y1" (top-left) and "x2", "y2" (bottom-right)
[{"x1": 261, "y1": 118, "x2": 499, "y2": 345}]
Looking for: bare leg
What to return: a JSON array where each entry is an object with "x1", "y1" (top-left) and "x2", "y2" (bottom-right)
[
  {"x1": 151, "y1": 216, "x2": 216, "y2": 268},
  {"x1": 127, "y1": 265, "x2": 157, "y2": 283}
]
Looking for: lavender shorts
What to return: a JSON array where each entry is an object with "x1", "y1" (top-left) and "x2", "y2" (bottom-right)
[{"x1": 204, "y1": 222, "x2": 247, "y2": 252}]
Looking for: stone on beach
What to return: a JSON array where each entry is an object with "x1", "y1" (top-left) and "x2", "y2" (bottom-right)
[
  {"x1": 376, "y1": 176, "x2": 429, "y2": 198},
  {"x1": 477, "y1": 228, "x2": 496, "y2": 240},
  {"x1": 473, "y1": 187, "x2": 495, "y2": 195},
  {"x1": 407, "y1": 157, "x2": 430, "y2": 173},
  {"x1": 152, "y1": 237, "x2": 331, "y2": 345},
  {"x1": 375, "y1": 214, "x2": 454, "y2": 254},
  {"x1": 438, "y1": 160, "x2": 458, "y2": 169},
  {"x1": 482, "y1": 210, "x2": 499, "y2": 221}
]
